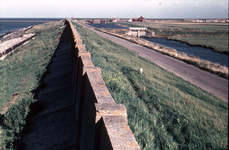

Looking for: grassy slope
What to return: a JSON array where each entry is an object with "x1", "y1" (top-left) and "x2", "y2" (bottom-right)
[
  {"x1": 118, "y1": 22, "x2": 229, "y2": 52},
  {"x1": 73, "y1": 22, "x2": 228, "y2": 150},
  {"x1": 0, "y1": 20, "x2": 64, "y2": 149}
]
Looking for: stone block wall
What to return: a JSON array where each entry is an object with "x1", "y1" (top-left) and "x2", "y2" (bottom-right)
[{"x1": 66, "y1": 19, "x2": 140, "y2": 150}]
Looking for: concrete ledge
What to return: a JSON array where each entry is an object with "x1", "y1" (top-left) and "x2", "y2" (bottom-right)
[
  {"x1": 0, "y1": 26, "x2": 33, "y2": 42},
  {"x1": 75, "y1": 39, "x2": 83, "y2": 44},
  {"x1": 102, "y1": 116, "x2": 140, "y2": 150},
  {"x1": 85, "y1": 69, "x2": 115, "y2": 104},
  {"x1": 95, "y1": 103, "x2": 127, "y2": 123},
  {"x1": 83, "y1": 67, "x2": 100, "y2": 76},
  {"x1": 0, "y1": 34, "x2": 36, "y2": 60},
  {"x1": 80, "y1": 55, "x2": 94, "y2": 67},
  {"x1": 76, "y1": 44, "x2": 86, "y2": 52},
  {"x1": 78, "y1": 51, "x2": 91, "y2": 58}
]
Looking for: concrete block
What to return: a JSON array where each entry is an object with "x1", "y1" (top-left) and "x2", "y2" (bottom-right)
[
  {"x1": 74, "y1": 35, "x2": 81, "y2": 39},
  {"x1": 83, "y1": 66, "x2": 100, "y2": 76},
  {"x1": 75, "y1": 44, "x2": 86, "y2": 52},
  {"x1": 85, "y1": 69, "x2": 115, "y2": 104},
  {"x1": 78, "y1": 51, "x2": 91, "y2": 58},
  {"x1": 75, "y1": 38, "x2": 82, "y2": 44},
  {"x1": 95, "y1": 103, "x2": 127, "y2": 123},
  {"x1": 0, "y1": 34, "x2": 35, "y2": 59},
  {"x1": 102, "y1": 116, "x2": 141, "y2": 150},
  {"x1": 80, "y1": 55, "x2": 94, "y2": 68},
  {"x1": 94, "y1": 94, "x2": 114, "y2": 104},
  {"x1": 92, "y1": 85, "x2": 115, "y2": 103}
]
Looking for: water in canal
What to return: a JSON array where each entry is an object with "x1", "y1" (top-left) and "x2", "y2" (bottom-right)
[
  {"x1": 88, "y1": 23, "x2": 128, "y2": 29},
  {"x1": 142, "y1": 37, "x2": 228, "y2": 67}
]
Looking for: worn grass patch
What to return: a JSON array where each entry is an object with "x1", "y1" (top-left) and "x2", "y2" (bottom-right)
[
  {"x1": 73, "y1": 21, "x2": 228, "y2": 150},
  {"x1": 0, "y1": 20, "x2": 65, "y2": 149}
]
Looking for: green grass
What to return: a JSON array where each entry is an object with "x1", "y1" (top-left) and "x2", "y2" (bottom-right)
[
  {"x1": 73, "y1": 21, "x2": 228, "y2": 150},
  {"x1": 0, "y1": 20, "x2": 64, "y2": 149},
  {"x1": 169, "y1": 23, "x2": 228, "y2": 32},
  {"x1": 118, "y1": 22, "x2": 229, "y2": 52}
]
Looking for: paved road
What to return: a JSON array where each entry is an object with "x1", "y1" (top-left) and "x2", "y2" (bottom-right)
[{"x1": 76, "y1": 21, "x2": 228, "y2": 102}]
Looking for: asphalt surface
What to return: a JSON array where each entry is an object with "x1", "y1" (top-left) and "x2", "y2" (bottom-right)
[{"x1": 76, "y1": 21, "x2": 228, "y2": 102}]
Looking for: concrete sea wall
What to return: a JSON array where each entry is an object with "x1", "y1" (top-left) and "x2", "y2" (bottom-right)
[
  {"x1": 66, "y1": 19, "x2": 140, "y2": 149},
  {"x1": 0, "y1": 34, "x2": 35, "y2": 60}
]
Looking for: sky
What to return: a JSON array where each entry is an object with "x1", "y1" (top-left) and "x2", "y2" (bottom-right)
[{"x1": 0, "y1": 0, "x2": 228, "y2": 18}]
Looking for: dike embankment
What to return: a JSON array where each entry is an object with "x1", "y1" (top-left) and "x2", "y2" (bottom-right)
[
  {"x1": 0, "y1": 30, "x2": 35, "y2": 60},
  {"x1": 18, "y1": 19, "x2": 139, "y2": 149},
  {"x1": 68, "y1": 20, "x2": 140, "y2": 149}
]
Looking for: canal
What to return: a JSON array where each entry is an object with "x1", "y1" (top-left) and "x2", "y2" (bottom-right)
[
  {"x1": 88, "y1": 23, "x2": 128, "y2": 29},
  {"x1": 142, "y1": 37, "x2": 228, "y2": 67}
]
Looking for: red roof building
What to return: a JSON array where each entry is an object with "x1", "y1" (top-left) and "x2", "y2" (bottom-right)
[
  {"x1": 132, "y1": 16, "x2": 146, "y2": 22},
  {"x1": 132, "y1": 18, "x2": 138, "y2": 22},
  {"x1": 138, "y1": 16, "x2": 146, "y2": 22},
  {"x1": 109, "y1": 18, "x2": 117, "y2": 22}
]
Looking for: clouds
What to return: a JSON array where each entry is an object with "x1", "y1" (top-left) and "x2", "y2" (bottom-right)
[{"x1": 0, "y1": 0, "x2": 228, "y2": 18}]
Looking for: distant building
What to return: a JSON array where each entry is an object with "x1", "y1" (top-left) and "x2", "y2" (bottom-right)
[
  {"x1": 87, "y1": 20, "x2": 93, "y2": 24},
  {"x1": 101, "y1": 19, "x2": 109, "y2": 24},
  {"x1": 92, "y1": 19, "x2": 101, "y2": 24},
  {"x1": 138, "y1": 16, "x2": 146, "y2": 22},
  {"x1": 110, "y1": 18, "x2": 117, "y2": 22},
  {"x1": 132, "y1": 18, "x2": 138, "y2": 22},
  {"x1": 195, "y1": 19, "x2": 205, "y2": 23},
  {"x1": 131, "y1": 16, "x2": 147, "y2": 22},
  {"x1": 146, "y1": 30, "x2": 155, "y2": 36},
  {"x1": 128, "y1": 19, "x2": 132, "y2": 22}
]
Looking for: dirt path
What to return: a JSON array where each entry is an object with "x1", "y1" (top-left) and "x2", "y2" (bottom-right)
[{"x1": 75, "y1": 21, "x2": 228, "y2": 102}]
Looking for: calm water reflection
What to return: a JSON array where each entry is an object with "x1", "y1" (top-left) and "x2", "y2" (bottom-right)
[
  {"x1": 142, "y1": 37, "x2": 228, "y2": 67},
  {"x1": 88, "y1": 23, "x2": 128, "y2": 29}
]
